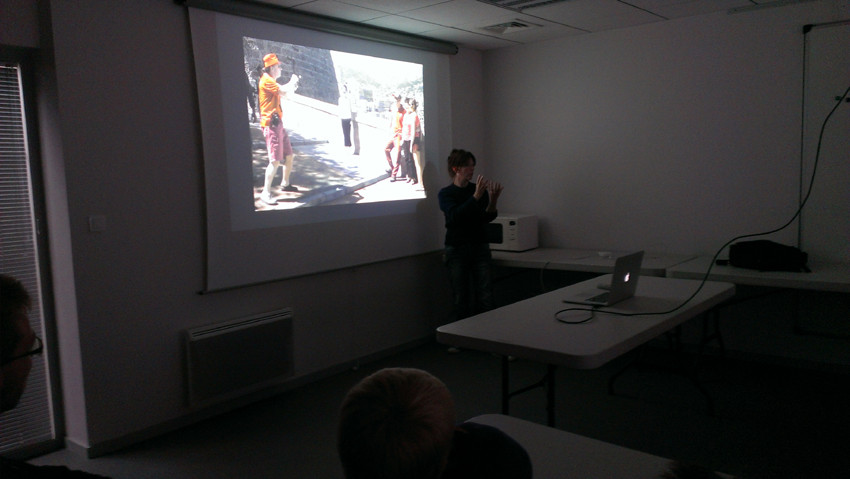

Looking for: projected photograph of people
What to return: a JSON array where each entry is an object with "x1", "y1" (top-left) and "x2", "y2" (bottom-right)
[{"x1": 244, "y1": 36, "x2": 426, "y2": 211}]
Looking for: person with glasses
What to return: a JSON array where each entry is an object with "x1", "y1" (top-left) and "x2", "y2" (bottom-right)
[
  {"x1": 0, "y1": 274, "x2": 40, "y2": 412},
  {"x1": 1, "y1": 274, "x2": 110, "y2": 478}
]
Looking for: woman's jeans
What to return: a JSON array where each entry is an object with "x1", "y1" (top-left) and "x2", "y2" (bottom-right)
[{"x1": 444, "y1": 243, "x2": 494, "y2": 321}]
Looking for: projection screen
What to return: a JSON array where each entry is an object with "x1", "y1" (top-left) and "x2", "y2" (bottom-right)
[{"x1": 187, "y1": 7, "x2": 453, "y2": 291}]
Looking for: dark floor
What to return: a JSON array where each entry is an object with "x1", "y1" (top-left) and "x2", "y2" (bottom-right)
[{"x1": 32, "y1": 341, "x2": 849, "y2": 478}]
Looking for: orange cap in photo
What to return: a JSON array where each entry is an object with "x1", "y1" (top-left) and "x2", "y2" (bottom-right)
[{"x1": 263, "y1": 53, "x2": 280, "y2": 68}]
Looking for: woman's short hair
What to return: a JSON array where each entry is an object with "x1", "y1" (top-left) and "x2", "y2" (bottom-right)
[
  {"x1": 446, "y1": 149, "x2": 476, "y2": 178},
  {"x1": 338, "y1": 368, "x2": 457, "y2": 479}
]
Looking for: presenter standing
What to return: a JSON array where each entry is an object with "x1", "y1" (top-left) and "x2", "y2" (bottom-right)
[
  {"x1": 438, "y1": 149, "x2": 503, "y2": 321},
  {"x1": 258, "y1": 53, "x2": 300, "y2": 205}
]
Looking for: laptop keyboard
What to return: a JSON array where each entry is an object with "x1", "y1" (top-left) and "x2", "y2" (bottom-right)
[{"x1": 587, "y1": 292, "x2": 609, "y2": 303}]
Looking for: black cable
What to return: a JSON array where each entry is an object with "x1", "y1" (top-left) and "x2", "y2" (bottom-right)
[
  {"x1": 554, "y1": 84, "x2": 850, "y2": 322},
  {"x1": 555, "y1": 307, "x2": 595, "y2": 324}
]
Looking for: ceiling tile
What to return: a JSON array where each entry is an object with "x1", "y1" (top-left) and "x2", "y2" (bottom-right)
[
  {"x1": 628, "y1": 0, "x2": 752, "y2": 19},
  {"x1": 399, "y1": 0, "x2": 517, "y2": 28},
  {"x1": 418, "y1": 25, "x2": 520, "y2": 49},
  {"x1": 253, "y1": 0, "x2": 817, "y2": 51},
  {"x1": 260, "y1": 0, "x2": 316, "y2": 7},
  {"x1": 338, "y1": 0, "x2": 452, "y2": 15},
  {"x1": 362, "y1": 14, "x2": 443, "y2": 35},
  {"x1": 290, "y1": 0, "x2": 385, "y2": 22},
  {"x1": 528, "y1": 0, "x2": 663, "y2": 31}
]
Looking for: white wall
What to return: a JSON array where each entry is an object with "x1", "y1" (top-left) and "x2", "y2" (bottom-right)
[
  {"x1": 0, "y1": 0, "x2": 39, "y2": 48},
  {"x1": 480, "y1": 1, "x2": 850, "y2": 367},
  {"x1": 481, "y1": 2, "x2": 844, "y2": 257},
  {"x1": 32, "y1": 0, "x2": 457, "y2": 454},
  {"x1": 449, "y1": 47, "x2": 486, "y2": 166}
]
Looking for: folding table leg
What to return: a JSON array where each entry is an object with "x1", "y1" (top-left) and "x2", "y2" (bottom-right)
[{"x1": 501, "y1": 356, "x2": 557, "y2": 426}]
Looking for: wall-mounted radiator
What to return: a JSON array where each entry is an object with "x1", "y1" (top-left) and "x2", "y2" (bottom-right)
[{"x1": 185, "y1": 308, "x2": 294, "y2": 406}]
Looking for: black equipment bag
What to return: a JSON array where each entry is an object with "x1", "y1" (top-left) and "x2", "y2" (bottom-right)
[{"x1": 728, "y1": 240, "x2": 810, "y2": 272}]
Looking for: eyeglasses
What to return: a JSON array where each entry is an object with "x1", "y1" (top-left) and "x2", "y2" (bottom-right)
[{"x1": 1, "y1": 336, "x2": 43, "y2": 366}]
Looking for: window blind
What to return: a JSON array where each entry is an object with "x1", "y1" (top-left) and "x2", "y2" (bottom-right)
[{"x1": 0, "y1": 63, "x2": 55, "y2": 456}]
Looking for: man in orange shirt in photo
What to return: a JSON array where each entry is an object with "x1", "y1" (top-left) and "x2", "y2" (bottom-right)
[{"x1": 258, "y1": 53, "x2": 300, "y2": 205}]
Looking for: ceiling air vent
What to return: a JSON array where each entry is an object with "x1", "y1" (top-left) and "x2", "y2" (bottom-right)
[
  {"x1": 482, "y1": 20, "x2": 541, "y2": 35},
  {"x1": 477, "y1": 0, "x2": 574, "y2": 12}
]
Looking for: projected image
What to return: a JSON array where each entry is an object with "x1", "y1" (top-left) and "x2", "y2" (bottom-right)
[{"x1": 243, "y1": 37, "x2": 426, "y2": 211}]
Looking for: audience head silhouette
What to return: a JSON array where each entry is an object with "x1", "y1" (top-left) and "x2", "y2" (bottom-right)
[
  {"x1": 337, "y1": 367, "x2": 456, "y2": 479},
  {"x1": 1, "y1": 274, "x2": 35, "y2": 413}
]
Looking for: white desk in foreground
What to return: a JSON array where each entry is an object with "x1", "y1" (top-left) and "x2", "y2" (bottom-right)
[
  {"x1": 470, "y1": 414, "x2": 732, "y2": 479},
  {"x1": 491, "y1": 248, "x2": 696, "y2": 276},
  {"x1": 437, "y1": 276, "x2": 735, "y2": 425}
]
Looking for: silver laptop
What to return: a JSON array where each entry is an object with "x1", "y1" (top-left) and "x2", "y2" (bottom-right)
[{"x1": 564, "y1": 251, "x2": 645, "y2": 306}]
